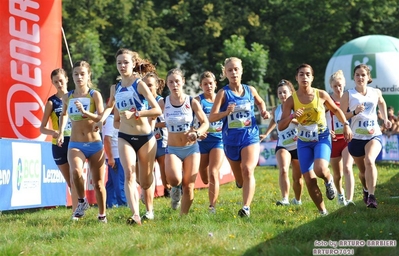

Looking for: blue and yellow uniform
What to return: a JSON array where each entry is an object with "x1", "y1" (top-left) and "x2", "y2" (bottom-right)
[
  {"x1": 220, "y1": 84, "x2": 259, "y2": 161},
  {"x1": 292, "y1": 89, "x2": 331, "y2": 173},
  {"x1": 67, "y1": 89, "x2": 103, "y2": 158},
  {"x1": 48, "y1": 94, "x2": 71, "y2": 165}
]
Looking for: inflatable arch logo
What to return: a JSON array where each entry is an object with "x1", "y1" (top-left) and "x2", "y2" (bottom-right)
[
  {"x1": 0, "y1": 0, "x2": 62, "y2": 140},
  {"x1": 325, "y1": 35, "x2": 399, "y2": 112}
]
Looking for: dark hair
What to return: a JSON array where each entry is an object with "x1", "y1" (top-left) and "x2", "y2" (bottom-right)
[
  {"x1": 353, "y1": 64, "x2": 373, "y2": 84},
  {"x1": 296, "y1": 63, "x2": 314, "y2": 76},
  {"x1": 144, "y1": 72, "x2": 165, "y2": 95},
  {"x1": 277, "y1": 79, "x2": 295, "y2": 93},
  {"x1": 115, "y1": 48, "x2": 156, "y2": 75},
  {"x1": 50, "y1": 68, "x2": 68, "y2": 80},
  {"x1": 73, "y1": 60, "x2": 92, "y2": 87}
]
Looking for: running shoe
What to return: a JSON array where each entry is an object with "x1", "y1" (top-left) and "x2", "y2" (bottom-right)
[
  {"x1": 238, "y1": 207, "x2": 250, "y2": 218},
  {"x1": 319, "y1": 210, "x2": 329, "y2": 216},
  {"x1": 98, "y1": 216, "x2": 107, "y2": 223},
  {"x1": 325, "y1": 182, "x2": 337, "y2": 200},
  {"x1": 291, "y1": 198, "x2": 302, "y2": 205},
  {"x1": 346, "y1": 200, "x2": 356, "y2": 206},
  {"x1": 142, "y1": 211, "x2": 154, "y2": 220},
  {"x1": 164, "y1": 187, "x2": 171, "y2": 198},
  {"x1": 72, "y1": 198, "x2": 89, "y2": 220},
  {"x1": 126, "y1": 215, "x2": 142, "y2": 225},
  {"x1": 337, "y1": 193, "x2": 347, "y2": 206},
  {"x1": 363, "y1": 189, "x2": 369, "y2": 205},
  {"x1": 276, "y1": 200, "x2": 290, "y2": 206},
  {"x1": 367, "y1": 194, "x2": 377, "y2": 208},
  {"x1": 171, "y1": 186, "x2": 182, "y2": 210},
  {"x1": 208, "y1": 206, "x2": 216, "y2": 214}
]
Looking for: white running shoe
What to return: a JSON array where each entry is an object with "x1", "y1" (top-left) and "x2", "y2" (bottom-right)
[
  {"x1": 291, "y1": 198, "x2": 302, "y2": 205},
  {"x1": 319, "y1": 210, "x2": 329, "y2": 216},
  {"x1": 171, "y1": 186, "x2": 182, "y2": 210},
  {"x1": 98, "y1": 216, "x2": 107, "y2": 223},
  {"x1": 337, "y1": 193, "x2": 347, "y2": 206},
  {"x1": 238, "y1": 207, "x2": 250, "y2": 218},
  {"x1": 142, "y1": 211, "x2": 154, "y2": 220},
  {"x1": 325, "y1": 181, "x2": 337, "y2": 200},
  {"x1": 276, "y1": 199, "x2": 290, "y2": 206},
  {"x1": 72, "y1": 198, "x2": 89, "y2": 220}
]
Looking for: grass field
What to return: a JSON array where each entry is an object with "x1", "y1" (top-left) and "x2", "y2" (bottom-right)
[{"x1": 1, "y1": 163, "x2": 398, "y2": 256}]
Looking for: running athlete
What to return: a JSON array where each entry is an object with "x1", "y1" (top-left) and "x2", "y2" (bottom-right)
[
  {"x1": 40, "y1": 68, "x2": 78, "y2": 212},
  {"x1": 195, "y1": 71, "x2": 224, "y2": 213},
  {"x1": 261, "y1": 79, "x2": 303, "y2": 206},
  {"x1": 278, "y1": 63, "x2": 352, "y2": 215},
  {"x1": 326, "y1": 70, "x2": 355, "y2": 206},
  {"x1": 340, "y1": 64, "x2": 392, "y2": 208},
  {"x1": 58, "y1": 61, "x2": 107, "y2": 222},
  {"x1": 209, "y1": 57, "x2": 270, "y2": 218}
]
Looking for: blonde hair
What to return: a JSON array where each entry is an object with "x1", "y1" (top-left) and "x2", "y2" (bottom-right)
[
  {"x1": 329, "y1": 70, "x2": 346, "y2": 85},
  {"x1": 219, "y1": 57, "x2": 242, "y2": 81}
]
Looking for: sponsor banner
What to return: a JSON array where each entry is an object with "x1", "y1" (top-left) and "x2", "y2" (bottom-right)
[
  {"x1": 0, "y1": 139, "x2": 66, "y2": 211},
  {"x1": 0, "y1": 0, "x2": 62, "y2": 140},
  {"x1": 381, "y1": 135, "x2": 399, "y2": 161},
  {"x1": 259, "y1": 141, "x2": 277, "y2": 166}
]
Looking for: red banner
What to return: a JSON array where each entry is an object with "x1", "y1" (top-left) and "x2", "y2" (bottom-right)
[{"x1": 0, "y1": 0, "x2": 62, "y2": 140}]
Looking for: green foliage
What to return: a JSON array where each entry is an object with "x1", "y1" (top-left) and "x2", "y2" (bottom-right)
[
  {"x1": 222, "y1": 35, "x2": 269, "y2": 99},
  {"x1": 1, "y1": 164, "x2": 399, "y2": 255},
  {"x1": 61, "y1": 0, "x2": 399, "y2": 103}
]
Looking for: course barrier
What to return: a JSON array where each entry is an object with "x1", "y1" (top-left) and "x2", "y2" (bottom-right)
[
  {"x1": 2, "y1": 135, "x2": 396, "y2": 211},
  {"x1": 0, "y1": 138, "x2": 235, "y2": 211}
]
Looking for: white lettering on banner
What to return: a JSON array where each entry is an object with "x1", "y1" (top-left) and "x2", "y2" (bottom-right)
[
  {"x1": 7, "y1": 0, "x2": 45, "y2": 140},
  {"x1": 42, "y1": 165, "x2": 65, "y2": 183},
  {"x1": 11, "y1": 142, "x2": 42, "y2": 207},
  {"x1": 0, "y1": 170, "x2": 11, "y2": 185},
  {"x1": 7, "y1": 84, "x2": 45, "y2": 133}
]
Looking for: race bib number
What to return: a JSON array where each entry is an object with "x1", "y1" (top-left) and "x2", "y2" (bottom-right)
[
  {"x1": 115, "y1": 91, "x2": 136, "y2": 112},
  {"x1": 298, "y1": 124, "x2": 318, "y2": 142},
  {"x1": 332, "y1": 115, "x2": 344, "y2": 135},
  {"x1": 278, "y1": 127, "x2": 298, "y2": 147},
  {"x1": 227, "y1": 100, "x2": 252, "y2": 129},
  {"x1": 166, "y1": 116, "x2": 191, "y2": 133},
  {"x1": 68, "y1": 98, "x2": 90, "y2": 119},
  {"x1": 354, "y1": 120, "x2": 376, "y2": 136}
]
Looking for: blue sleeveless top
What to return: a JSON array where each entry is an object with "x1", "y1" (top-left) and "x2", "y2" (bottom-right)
[
  {"x1": 195, "y1": 94, "x2": 222, "y2": 142},
  {"x1": 220, "y1": 84, "x2": 259, "y2": 146}
]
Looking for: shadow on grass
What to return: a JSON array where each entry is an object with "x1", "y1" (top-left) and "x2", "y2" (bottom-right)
[{"x1": 244, "y1": 167, "x2": 399, "y2": 256}]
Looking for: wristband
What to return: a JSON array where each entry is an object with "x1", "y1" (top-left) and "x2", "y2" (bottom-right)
[
  {"x1": 195, "y1": 131, "x2": 200, "y2": 138},
  {"x1": 135, "y1": 111, "x2": 140, "y2": 120},
  {"x1": 352, "y1": 110, "x2": 357, "y2": 116},
  {"x1": 344, "y1": 121, "x2": 350, "y2": 126},
  {"x1": 290, "y1": 113, "x2": 295, "y2": 119}
]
